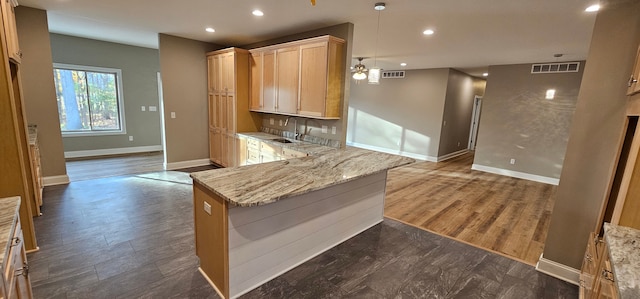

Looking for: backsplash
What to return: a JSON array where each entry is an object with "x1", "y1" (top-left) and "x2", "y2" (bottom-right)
[{"x1": 260, "y1": 127, "x2": 342, "y2": 148}]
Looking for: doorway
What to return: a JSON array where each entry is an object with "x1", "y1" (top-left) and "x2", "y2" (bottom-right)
[{"x1": 468, "y1": 95, "x2": 483, "y2": 150}]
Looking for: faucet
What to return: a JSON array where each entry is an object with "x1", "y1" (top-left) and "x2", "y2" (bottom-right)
[{"x1": 284, "y1": 117, "x2": 300, "y2": 140}]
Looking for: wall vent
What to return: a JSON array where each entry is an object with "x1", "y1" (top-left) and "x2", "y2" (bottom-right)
[
  {"x1": 382, "y1": 70, "x2": 405, "y2": 79},
  {"x1": 531, "y1": 62, "x2": 580, "y2": 74}
]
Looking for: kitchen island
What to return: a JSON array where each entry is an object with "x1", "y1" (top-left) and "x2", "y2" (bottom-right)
[{"x1": 191, "y1": 144, "x2": 414, "y2": 298}]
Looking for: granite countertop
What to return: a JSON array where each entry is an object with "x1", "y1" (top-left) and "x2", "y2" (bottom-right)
[
  {"x1": 237, "y1": 132, "x2": 337, "y2": 155},
  {"x1": 191, "y1": 135, "x2": 414, "y2": 207},
  {"x1": 0, "y1": 197, "x2": 20, "y2": 268},
  {"x1": 604, "y1": 223, "x2": 640, "y2": 299}
]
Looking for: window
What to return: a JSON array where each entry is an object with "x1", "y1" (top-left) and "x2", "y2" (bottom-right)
[{"x1": 53, "y1": 63, "x2": 125, "y2": 136}]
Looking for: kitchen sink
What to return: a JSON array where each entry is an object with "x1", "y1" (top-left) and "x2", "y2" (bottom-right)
[{"x1": 272, "y1": 138, "x2": 293, "y2": 143}]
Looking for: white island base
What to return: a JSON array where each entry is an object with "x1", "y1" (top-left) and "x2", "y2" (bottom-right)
[{"x1": 193, "y1": 171, "x2": 388, "y2": 299}]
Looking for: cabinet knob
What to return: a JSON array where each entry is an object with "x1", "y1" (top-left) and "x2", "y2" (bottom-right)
[
  {"x1": 602, "y1": 269, "x2": 615, "y2": 282},
  {"x1": 629, "y1": 76, "x2": 638, "y2": 87},
  {"x1": 584, "y1": 253, "x2": 593, "y2": 262},
  {"x1": 10, "y1": 237, "x2": 21, "y2": 247}
]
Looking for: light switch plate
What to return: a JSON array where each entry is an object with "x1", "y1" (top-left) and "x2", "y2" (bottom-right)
[
  {"x1": 141, "y1": 106, "x2": 146, "y2": 111},
  {"x1": 322, "y1": 125, "x2": 328, "y2": 134},
  {"x1": 204, "y1": 202, "x2": 212, "y2": 215},
  {"x1": 149, "y1": 106, "x2": 157, "y2": 112},
  {"x1": 171, "y1": 112, "x2": 176, "y2": 119},
  {"x1": 331, "y1": 126, "x2": 337, "y2": 135},
  {"x1": 270, "y1": 118, "x2": 275, "y2": 125}
]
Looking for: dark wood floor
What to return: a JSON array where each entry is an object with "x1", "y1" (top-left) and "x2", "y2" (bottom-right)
[
  {"x1": 385, "y1": 153, "x2": 556, "y2": 265},
  {"x1": 28, "y1": 170, "x2": 577, "y2": 298}
]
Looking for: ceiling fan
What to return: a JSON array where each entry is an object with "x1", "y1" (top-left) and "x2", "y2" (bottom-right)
[{"x1": 352, "y1": 57, "x2": 368, "y2": 80}]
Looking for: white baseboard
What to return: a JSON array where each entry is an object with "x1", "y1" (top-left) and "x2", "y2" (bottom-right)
[
  {"x1": 64, "y1": 145, "x2": 163, "y2": 159},
  {"x1": 164, "y1": 159, "x2": 211, "y2": 170},
  {"x1": 346, "y1": 141, "x2": 435, "y2": 162},
  {"x1": 471, "y1": 164, "x2": 560, "y2": 185},
  {"x1": 436, "y1": 149, "x2": 468, "y2": 162},
  {"x1": 536, "y1": 254, "x2": 580, "y2": 285},
  {"x1": 43, "y1": 175, "x2": 70, "y2": 186}
]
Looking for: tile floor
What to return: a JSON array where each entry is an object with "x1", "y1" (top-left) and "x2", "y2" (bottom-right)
[{"x1": 28, "y1": 171, "x2": 578, "y2": 298}]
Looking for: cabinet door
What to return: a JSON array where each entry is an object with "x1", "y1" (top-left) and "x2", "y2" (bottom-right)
[
  {"x1": 220, "y1": 52, "x2": 235, "y2": 93},
  {"x1": 225, "y1": 93, "x2": 236, "y2": 134},
  {"x1": 263, "y1": 51, "x2": 277, "y2": 112},
  {"x1": 209, "y1": 55, "x2": 221, "y2": 93},
  {"x1": 628, "y1": 46, "x2": 640, "y2": 96},
  {"x1": 250, "y1": 52, "x2": 263, "y2": 111},
  {"x1": 1, "y1": 0, "x2": 20, "y2": 63},
  {"x1": 207, "y1": 56, "x2": 216, "y2": 93},
  {"x1": 208, "y1": 94, "x2": 216, "y2": 129},
  {"x1": 210, "y1": 129, "x2": 223, "y2": 165},
  {"x1": 299, "y1": 42, "x2": 328, "y2": 117},
  {"x1": 276, "y1": 47, "x2": 299, "y2": 114}
]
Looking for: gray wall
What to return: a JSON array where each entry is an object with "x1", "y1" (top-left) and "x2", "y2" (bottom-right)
[
  {"x1": 347, "y1": 68, "x2": 450, "y2": 159},
  {"x1": 242, "y1": 23, "x2": 354, "y2": 146},
  {"x1": 15, "y1": 7, "x2": 67, "y2": 177},
  {"x1": 50, "y1": 34, "x2": 162, "y2": 152},
  {"x1": 473, "y1": 63, "x2": 584, "y2": 179},
  {"x1": 158, "y1": 34, "x2": 222, "y2": 164},
  {"x1": 438, "y1": 69, "x2": 486, "y2": 156},
  {"x1": 544, "y1": 0, "x2": 640, "y2": 270}
]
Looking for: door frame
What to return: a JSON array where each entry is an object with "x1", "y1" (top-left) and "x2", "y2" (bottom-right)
[{"x1": 468, "y1": 95, "x2": 483, "y2": 150}]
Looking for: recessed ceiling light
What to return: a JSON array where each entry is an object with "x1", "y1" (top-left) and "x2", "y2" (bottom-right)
[
  {"x1": 252, "y1": 10, "x2": 264, "y2": 16},
  {"x1": 585, "y1": 4, "x2": 600, "y2": 12},
  {"x1": 423, "y1": 29, "x2": 435, "y2": 35},
  {"x1": 482, "y1": 72, "x2": 489, "y2": 77},
  {"x1": 205, "y1": 27, "x2": 215, "y2": 33},
  {"x1": 400, "y1": 63, "x2": 407, "y2": 67}
]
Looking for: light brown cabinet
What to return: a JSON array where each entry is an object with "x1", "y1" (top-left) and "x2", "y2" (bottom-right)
[
  {"x1": 579, "y1": 232, "x2": 618, "y2": 299},
  {"x1": 249, "y1": 35, "x2": 345, "y2": 119},
  {"x1": 0, "y1": 0, "x2": 19, "y2": 64},
  {"x1": 627, "y1": 46, "x2": 640, "y2": 96},
  {"x1": 207, "y1": 48, "x2": 261, "y2": 167},
  {"x1": 1, "y1": 197, "x2": 34, "y2": 299},
  {"x1": 0, "y1": 0, "x2": 37, "y2": 252}
]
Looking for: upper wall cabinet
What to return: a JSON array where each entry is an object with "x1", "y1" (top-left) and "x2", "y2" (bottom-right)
[
  {"x1": 250, "y1": 35, "x2": 345, "y2": 119},
  {"x1": 627, "y1": 46, "x2": 640, "y2": 96},
  {"x1": 0, "y1": 0, "x2": 20, "y2": 63}
]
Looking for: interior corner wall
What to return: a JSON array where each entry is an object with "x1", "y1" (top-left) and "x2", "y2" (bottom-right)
[
  {"x1": 158, "y1": 34, "x2": 223, "y2": 164},
  {"x1": 241, "y1": 23, "x2": 354, "y2": 146},
  {"x1": 49, "y1": 34, "x2": 162, "y2": 153},
  {"x1": 472, "y1": 62, "x2": 584, "y2": 180},
  {"x1": 543, "y1": 1, "x2": 640, "y2": 270},
  {"x1": 438, "y1": 69, "x2": 485, "y2": 157},
  {"x1": 347, "y1": 68, "x2": 450, "y2": 160},
  {"x1": 14, "y1": 6, "x2": 67, "y2": 177}
]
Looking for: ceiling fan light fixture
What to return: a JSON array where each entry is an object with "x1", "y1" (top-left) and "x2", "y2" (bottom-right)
[
  {"x1": 374, "y1": 2, "x2": 386, "y2": 11},
  {"x1": 353, "y1": 72, "x2": 367, "y2": 80}
]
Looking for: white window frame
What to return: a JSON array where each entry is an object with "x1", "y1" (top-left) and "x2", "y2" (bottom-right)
[{"x1": 53, "y1": 63, "x2": 127, "y2": 137}]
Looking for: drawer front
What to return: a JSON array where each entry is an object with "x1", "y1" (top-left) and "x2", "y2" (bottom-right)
[
  {"x1": 247, "y1": 138, "x2": 260, "y2": 150},
  {"x1": 4, "y1": 220, "x2": 22, "y2": 297},
  {"x1": 247, "y1": 149, "x2": 260, "y2": 164},
  {"x1": 260, "y1": 142, "x2": 282, "y2": 154},
  {"x1": 281, "y1": 148, "x2": 307, "y2": 159}
]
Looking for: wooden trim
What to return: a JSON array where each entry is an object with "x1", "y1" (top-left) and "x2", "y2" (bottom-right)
[
  {"x1": 194, "y1": 183, "x2": 229, "y2": 298},
  {"x1": 248, "y1": 35, "x2": 345, "y2": 53},
  {"x1": 611, "y1": 123, "x2": 640, "y2": 224}
]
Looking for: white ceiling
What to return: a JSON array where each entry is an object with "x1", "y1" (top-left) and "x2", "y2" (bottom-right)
[{"x1": 19, "y1": 0, "x2": 598, "y2": 77}]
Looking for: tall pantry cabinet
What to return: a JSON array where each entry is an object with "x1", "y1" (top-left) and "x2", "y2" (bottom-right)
[
  {"x1": 207, "y1": 48, "x2": 260, "y2": 167},
  {"x1": 0, "y1": 0, "x2": 37, "y2": 253}
]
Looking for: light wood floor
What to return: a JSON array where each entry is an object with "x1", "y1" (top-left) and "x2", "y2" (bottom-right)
[
  {"x1": 65, "y1": 152, "x2": 164, "y2": 182},
  {"x1": 385, "y1": 153, "x2": 555, "y2": 265}
]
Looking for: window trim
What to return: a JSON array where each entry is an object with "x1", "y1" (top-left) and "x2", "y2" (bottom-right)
[{"x1": 53, "y1": 63, "x2": 127, "y2": 137}]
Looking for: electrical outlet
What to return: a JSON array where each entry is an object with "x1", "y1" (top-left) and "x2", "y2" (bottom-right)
[
  {"x1": 149, "y1": 106, "x2": 157, "y2": 112},
  {"x1": 141, "y1": 106, "x2": 146, "y2": 111},
  {"x1": 279, "y1": 120, "x2": 283, "y2": 126},
  {"x1": 171, "y1": 112, "x2": 176, "y2": 119},
  {"x1": 457, "y1": 141, "x2": 460, "y2": 146},
  {"x1": 510, "y1": 158, "x2": 516, "y2": 165},
  {"x1": 129, "y1": 136, "x2": 134, "y2": 141},
  {"x1": 322, "y1": 125, "x2": 328, "y2": 134},
  {"x1": 204, "y1": 202, "x2": 212, "y2": 215},
  {"x1": 331, "y1": 126, "x2": 337, "y2": 135},
  {"x1": 270, "y1": 118, "x2": 274, "y2": 125}
]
